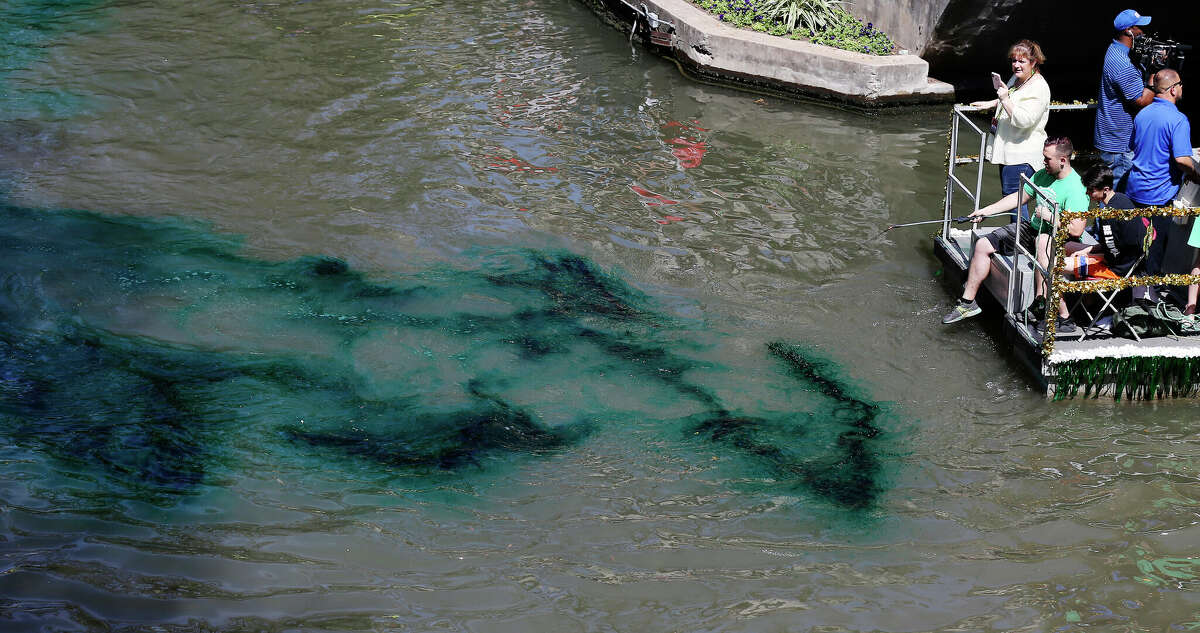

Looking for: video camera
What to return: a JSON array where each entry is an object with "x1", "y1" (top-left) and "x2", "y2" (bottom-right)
[{"x1": 1130, "y1": 35, "x2": 1191, "y2": 83}]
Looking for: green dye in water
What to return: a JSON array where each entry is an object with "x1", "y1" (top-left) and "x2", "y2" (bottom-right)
[{"x1": 0, "y1": 203, "x2": 890, "y2": 508}]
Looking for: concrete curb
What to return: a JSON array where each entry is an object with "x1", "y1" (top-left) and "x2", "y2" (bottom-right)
[{"x1": 581, "y1": 0, "x2": 955, "y2": 106}]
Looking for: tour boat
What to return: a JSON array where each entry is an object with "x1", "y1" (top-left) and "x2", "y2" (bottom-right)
[{"x1": 932, "y1": 103, "x2": 1200, "y2": 399}]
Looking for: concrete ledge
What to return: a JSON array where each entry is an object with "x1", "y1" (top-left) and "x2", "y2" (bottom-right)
[{"x1": 580, "y1": 0, "x2": 955, "y2": 106}]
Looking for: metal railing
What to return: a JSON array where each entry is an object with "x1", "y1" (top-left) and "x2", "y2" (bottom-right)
[
  {"x1": 941, "y1": 105, "x2": 988, "y2": 237},
  {"x1": 1011, "y1": 172, "x2": 1057, "y2": 327},
  {"x1": 942, "y1": 103, "x2": 1096, "y2": 323}
]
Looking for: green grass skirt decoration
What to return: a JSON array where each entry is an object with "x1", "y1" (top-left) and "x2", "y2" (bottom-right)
[{"x1": 1051, "y1": 355, "x2": 1200, "y2": 400}]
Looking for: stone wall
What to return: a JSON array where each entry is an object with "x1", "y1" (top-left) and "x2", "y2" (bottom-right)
[{"x1": 846, "y1": 0, "x2": 950, "y2": 55}]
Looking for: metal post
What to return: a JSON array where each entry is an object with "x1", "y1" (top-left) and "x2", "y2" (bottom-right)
[
  {"x1": 974, "y1": 120, "x2": 987, "y2": 215},
  {"x1": 943, "y1": 110, "x2": 959, "y2": 238}
]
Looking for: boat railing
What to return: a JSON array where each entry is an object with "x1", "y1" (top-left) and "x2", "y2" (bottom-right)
[
  {"x1": 942, "y1": 103, "x2": 1097, "y2": 324},
  {"x1": 1011, "y1": 172, "x2": 1056, "y2": 329},
  {"x1": 941, "y1": 104, "x2": 989, "y2": 237}
]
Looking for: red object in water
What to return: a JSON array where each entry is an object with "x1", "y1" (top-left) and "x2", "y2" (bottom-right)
[
  {"x1": 670, "y1": 141, "x2": 706, "y2": 169},
  {"x1": 662, "y1": 120, "x2": 708, "y2": 168},
  {"x1": 630, "y1": 184, "x2": 678, "y2": 205}
]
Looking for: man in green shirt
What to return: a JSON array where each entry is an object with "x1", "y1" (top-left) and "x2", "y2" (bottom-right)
[{"x1": 943, "y1": 137, "x2": 1091, "y2": 332}]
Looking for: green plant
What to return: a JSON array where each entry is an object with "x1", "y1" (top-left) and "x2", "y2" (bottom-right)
[
  {"x1": 793, "y1": 8, "x2": 895, "y2": 55},
  {"x1": 760, "y1": 0, "x2": 842, "y2": 32},
  {"x1": 688, "y1": 1, "x2": 895, "y2": 55}
]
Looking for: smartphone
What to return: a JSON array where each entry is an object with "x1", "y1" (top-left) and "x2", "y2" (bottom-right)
[{"x1": 991, "y1": 72, "x2": 1006, "y2": 91}]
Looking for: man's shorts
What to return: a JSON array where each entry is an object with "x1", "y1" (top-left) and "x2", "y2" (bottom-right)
[{"x1": 982, "y1": 220, "x2": 1037, "y2": 256}]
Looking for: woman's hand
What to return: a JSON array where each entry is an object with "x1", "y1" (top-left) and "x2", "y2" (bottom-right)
[{"x1": 970, "y1": 99, "x2": 998, "y2": 109}]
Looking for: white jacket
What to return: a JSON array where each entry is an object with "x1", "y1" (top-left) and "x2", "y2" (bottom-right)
[{"x1": 986, "y1": 72, "x2": 1050, "y2": 171}]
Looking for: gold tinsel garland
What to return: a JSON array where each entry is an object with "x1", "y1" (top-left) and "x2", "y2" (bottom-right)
[{"x1": 1043, "y1": 205, "x2": 1200, "y2": 357}]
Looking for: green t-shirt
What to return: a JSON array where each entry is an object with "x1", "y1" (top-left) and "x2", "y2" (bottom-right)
[{"x1": 1023, "y1": 168, "x2": 1089, "y2": 233}]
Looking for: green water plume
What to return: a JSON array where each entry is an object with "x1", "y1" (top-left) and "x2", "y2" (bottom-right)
[{"x1": 0, "y1": 203, "x2": 889, "y2": 508}]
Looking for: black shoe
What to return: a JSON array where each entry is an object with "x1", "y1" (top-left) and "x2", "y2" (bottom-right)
[
  {"x1": 1037, "y1": 315, "x2": 1076, "y2": 335},
  {"x1": 1023, "y1": 296, "x2": 1047, "y2": 322}
]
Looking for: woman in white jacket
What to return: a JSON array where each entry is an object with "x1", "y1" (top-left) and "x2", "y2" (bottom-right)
[{"x1": 971, "y1": 40, "x2": 1051, "y2": 206}]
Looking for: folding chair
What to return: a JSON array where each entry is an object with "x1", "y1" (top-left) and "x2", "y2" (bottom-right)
[{"x1": 1072, "y1": 219, "x2": 1155, "y2": 340}]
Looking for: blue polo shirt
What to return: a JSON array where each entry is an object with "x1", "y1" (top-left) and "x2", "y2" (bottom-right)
[
  {"x1": 1125, "y1": 98, "x2": 1193, "y2": 206},
  {"x1": 1095, "y1": 40, "x2": 1146, "y2": 153}
]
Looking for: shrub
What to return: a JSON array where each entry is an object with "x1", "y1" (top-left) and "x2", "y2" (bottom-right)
[
  {"x1": 793, "y1": 8, "x2": 895, "y2": 55},
  {"x1": 689, "y1": 0, "x2": 895, "y2": 55},
  {"x1": 760, "y1": 0, "x2": 842, "y2": 32}
]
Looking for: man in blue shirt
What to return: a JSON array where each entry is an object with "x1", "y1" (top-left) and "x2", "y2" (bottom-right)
[
  {"x1": 1095, "y1": 9, "x2": 1155, "y2": 186},
  {"x1": 1126, "y1": 69, "x2": 1199, "y2": 206},
  {"x1": 1126, "y1": 68, "x2": 1200, "y2": 274}
]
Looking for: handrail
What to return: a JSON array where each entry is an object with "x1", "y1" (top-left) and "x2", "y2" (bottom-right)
[
  {"x1": 1009, "y1": 172, "x2": 1059, "y2": 325},
  {"x1": 942, "y1": 106, "x2": 989, "y2": 237}
]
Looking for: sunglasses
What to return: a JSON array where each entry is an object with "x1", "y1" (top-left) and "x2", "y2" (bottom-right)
[{"x1": 1158, "y1": 81, "x2": 1183, "y2": 94}]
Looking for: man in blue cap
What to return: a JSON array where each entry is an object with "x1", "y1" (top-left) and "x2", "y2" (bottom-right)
[{"x1": 1095, "y1": 9, "x2": 1155, "y2": 187}]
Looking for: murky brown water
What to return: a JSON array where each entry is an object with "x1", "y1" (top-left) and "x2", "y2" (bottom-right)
[{"x1": 1, "y1": 1, "x2": 1198, "y2": 631}]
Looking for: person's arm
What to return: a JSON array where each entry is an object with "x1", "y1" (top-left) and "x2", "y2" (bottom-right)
[
  {"x1": 969, "y1": 190, "x2": 1021, "y2": 222},
  {"x1": 1059, "y1": 191, "x2": 1093, "y2": 237},
  {"x1": 969, "y1": 98, "x2": 999, "y2": 109},
  {"x1": 1171, "y1": 119, "x2": 1199, "y2": 181},
  {"x1": 1175, "y1": 155, "x2": 1200, "y2": 182},
  {"x1": 1117, "y1": 63, "x2": 1154, "y2": 107}
]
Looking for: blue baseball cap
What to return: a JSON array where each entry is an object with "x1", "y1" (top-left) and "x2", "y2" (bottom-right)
[{"x1": 1114, "y1": 9, "x2": 1151, "y2": 31}]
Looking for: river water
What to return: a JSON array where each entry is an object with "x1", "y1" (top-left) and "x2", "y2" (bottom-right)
[{"x1": 1, "y1": 1, "x2": 1198, "y2": 631}]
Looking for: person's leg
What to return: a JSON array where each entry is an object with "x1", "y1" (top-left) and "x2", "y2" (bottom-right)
[
  {"x1": 1034, "y1": 232, "x2": 1051, "y2": 299},
  {"x1": 962, "y1": 237, "x2": 996, "y2": 301},
  {"x1": 1100, "y1": 151, "x2": 1134, "y2": 190},
  {"x1": 1060, "y1": 243, "x2": 1093, "y2": 318},
  {"x1": 1115, "y1": 151, "x2": 1133, "y2": 191},
  {"x1": 943, "y1": 236, "x2": 996, "y2": 324},
  {"x1": 1000, "y1": 164, "x2": 1035, "y2": 220},
  {"x1": 1146, "y1": 215, "x2": 1173, "y2": 275}
]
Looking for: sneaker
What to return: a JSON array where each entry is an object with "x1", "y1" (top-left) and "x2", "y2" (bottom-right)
[
  {"x1": 942, "y1": 299, "x2": 982, "y2": 324},
  {"x1": 1037, "y1": 315, "x2": 1076, "y2": 335}
]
